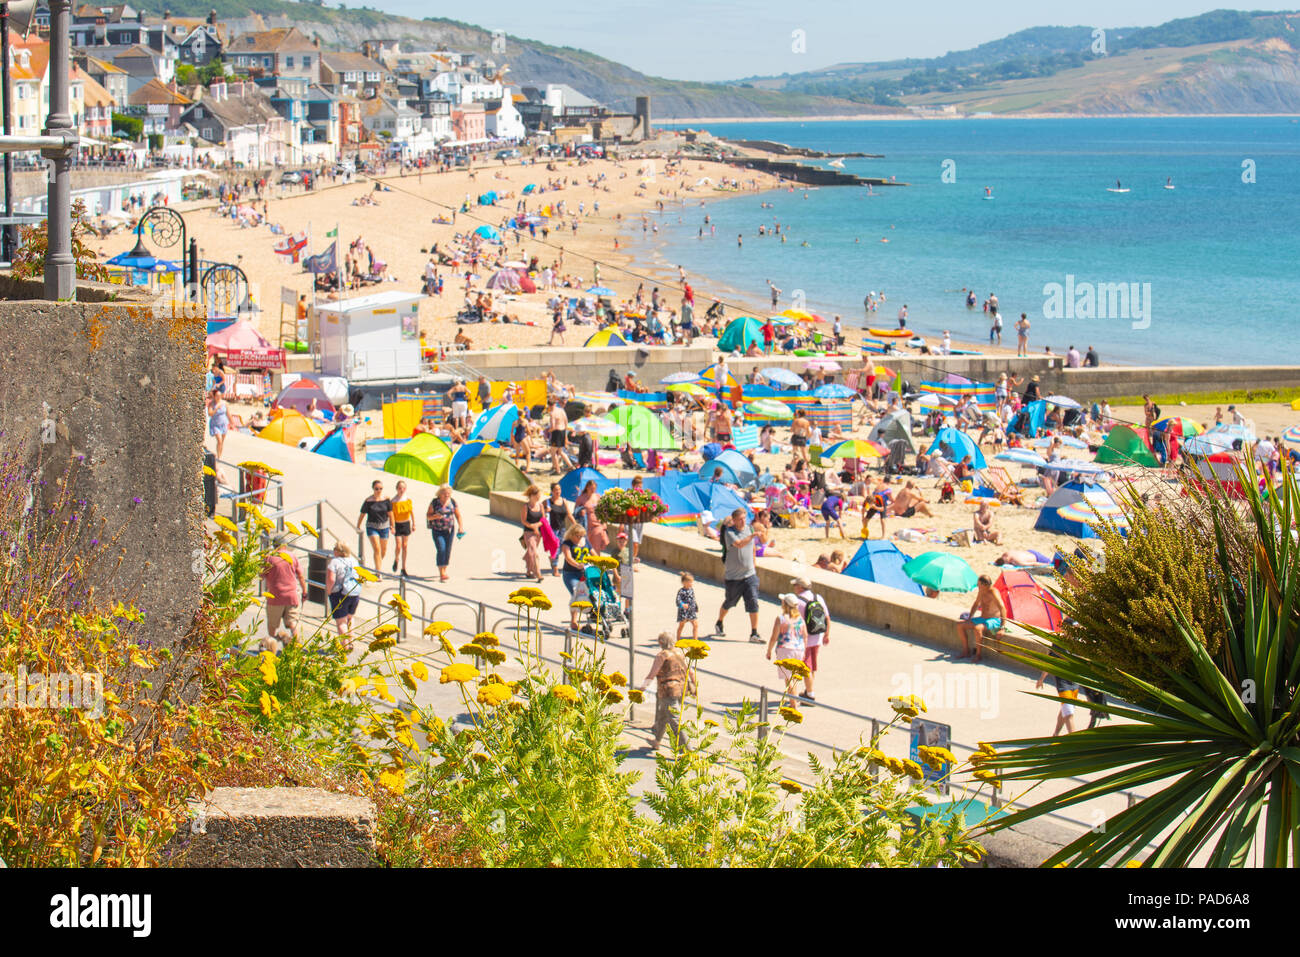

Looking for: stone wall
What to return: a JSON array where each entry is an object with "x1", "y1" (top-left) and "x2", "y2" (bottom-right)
[{"x1": 0, "y1": 277, "x2": 206, "y2": 654}]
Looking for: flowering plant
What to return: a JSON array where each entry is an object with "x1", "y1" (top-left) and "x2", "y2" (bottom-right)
[{"x1": 593, "y1": 488, "x2": 667, "y2": 526}]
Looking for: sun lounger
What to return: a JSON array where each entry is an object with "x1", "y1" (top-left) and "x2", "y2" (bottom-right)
[{"x1": 981, "y1": 466, "x2": 1026, "y2": 506}]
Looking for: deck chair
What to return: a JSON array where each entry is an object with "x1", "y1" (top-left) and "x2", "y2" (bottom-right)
[{"x1": 981, "y1": 466, "x2": 1026, "y2": 506}]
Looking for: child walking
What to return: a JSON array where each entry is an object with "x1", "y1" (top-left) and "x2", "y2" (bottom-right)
[{"x1": 675, "y1": 571, "x2": 699, "y2": 639}]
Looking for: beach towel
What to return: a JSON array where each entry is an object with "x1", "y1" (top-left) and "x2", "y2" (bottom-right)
[{"x1": 540, "y1": 518, "x2": 560, "y2": 560}]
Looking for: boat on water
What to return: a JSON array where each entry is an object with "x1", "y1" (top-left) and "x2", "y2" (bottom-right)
[
  {"x1": 828, "y1": 158, "x2": 845, "y2": 169},
  {"x1": 1108, "y1": 179, "x2": 1130, "y2": 193}
]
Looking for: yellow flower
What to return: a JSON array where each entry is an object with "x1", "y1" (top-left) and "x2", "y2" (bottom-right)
[
  {"x1": 438, "y1": 635, "x2": 456, "y2": 657},
  {"x1": 779, "y1": 779, "x2": 803, "y2": 794},
  {"x1": 284, "y1": 520, "x2": 302, "y2": 535},
  {"x1": 440, "y1": 663, "x2": 480, "y2": 684},
  {"x1": 507, "y1": 595, "x2": 531, "y2": 607},
  {"x1": 1124, "y1": 860, "x2": 1142, "y2": 868},
  {"x1": 704, "y1": 718, "x2": 719, "y2": 728},
  {"x1": 571, "y1": 600, "x2": 593, "y2": 610},
  {"x1": 258, "y1": 690, "x2": 281, "y2": 717},
  {"x1": 974, "y1": 769, "x2": 1002, "y2": 789},
  {"x1": 882, "y1": 756, "x2": 905, "y2": 776},
  {"x1": 215, "y1": 530, "x2": 237, "y2": 548},
  {"x1": 773, "y1": 657, "x2": 810, "y2": 679},
  {"x1": 218, "y1": 552, "x2": 233, "y2": 564},
  {"x1": 902, "y1": 759, "x2": 925, "y2": 781},
  {"x1": 978, "y1": 741, "x2": 998, "y2": 756},
  {"x1": 399, "y1": 669, "x2": 418, "y2": 692},
  {"x1": 340, "y1": 678, "x2": 359, "y2": 695},
  {"x1": 608, "y1": 671, "x2": 628, "y2": 687},
  {"x1": 387, "y1": 595, "x2": 413, "y2": 621},
  {"x1": 370, "y1": 675, "x2": 395, "y2": 703},
  {"x1": 355, "y1": 566, "x2": 379, "y2": 583},
  {"x1": 459, "y1": 642, "x2": 487, "y2": 658},
  {"x1": 214, "y1": 515, "x2": 239, "y2": 534},
  {"x1": 238, "y1": 460, "x2": 284, "y2": 477},
  {"x1": 301, "y1": 521, "x2": 318, "y2": 538},
  {"x1": 676, "y1": 638, "x2": 710, "y2": 660},
  {"x1": 594, "y1": 674, "x2": 611, "y2": 692},
  {"x1": 888, "y1": 694, "x2": 926, "y2": 719},
  {"x1": 627, "y1": 689, "x2": 644, "y2": 703},
  {"x1": 377, "y1": 769, "x2": 407, "y2": 795},
  {"x1": 477, "y1": 682, "x2": 513, "y2": 707},
  {"x1": 857, "y1": 747, "x2": 886, "y2": 765},
  {"x1": 474, "y1": 631, "x2": 500, "y2": 647},
  {"x1": 202, "y1": 465, "x2": 216, "y2": 477},
  {"x1": 605, "y1": 688, "x2": 625, "y2": 704},
  {"x1": 918, "y1": 746, "x2": 956, "y2": 769},
  {"x1": 369, "y1": 633, "x2": 398, "y2": 653},
  {"x1": 551, "y1": 684, "x2": 579, "y2": 703},
  {"x1": 411, "y1": 662, "x2": 429, "y2": 682},
  {"x1": 513, "y1": 586, "x2": 545, "y2": 599},
  {"x1": 587, "y1": 555, "x2": 619, "y2": 571},
  {"x1": 559, "y1": 651, "x2": 573, "y2": 661},
  {"x1": 471, "y1": 752, "x2": 489, "y2": 765},
  {"x1": 778, "y1": 705, "x2": 803, "y2": 724},
  {"x1": 530, "y1": 595, "x2": 553, "y2": 611},
  {"x1": 483, "y1": 648, "x2": 506, "y2": 666},
  {"x1": 257, "y1": 652, "x2": 278, "y2": 686}
]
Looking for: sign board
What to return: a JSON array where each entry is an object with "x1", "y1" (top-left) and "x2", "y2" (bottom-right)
[
  {"x1": 281, "y1": 286, "x2": 299, "y2": 306},
  {"x1": 909, "y1": 718, "x2": 952, "y2": 795},
  {"x1": 216, "y1": 347, "x2": 287, "y2": 370}
]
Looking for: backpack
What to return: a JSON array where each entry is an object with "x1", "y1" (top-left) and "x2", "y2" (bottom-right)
[
  {"x1": 1152, "y1": 404, "x2": 1162, "y2": 420},
  {"x1": 719, "y1": 526, "x2": 729, "y2": 564},
  {"x1": 803, "y1": 596, "x2": 828, "y2": 635}
]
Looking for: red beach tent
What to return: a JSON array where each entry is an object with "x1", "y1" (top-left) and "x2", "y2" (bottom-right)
[{"x1": 994, "y1": 569, "x2": 1064, "y2": 633}]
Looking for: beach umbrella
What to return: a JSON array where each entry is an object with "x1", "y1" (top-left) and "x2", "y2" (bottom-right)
[
  {"x1": 821, "y1": 438, "x2": 887, "y2": 459},
  {"x1": 995, "y1": 449, "x2": 1048, "y2": 468},
  {"x1": 1283, "y1": 426, "x2": 1300, "y2": 445},
  {"x1": 813, "y1": 383, "x2": 857, "y2": 400},
  {"x1": 660, "y1": 371, "x2": 703, "y2": 385},
  {"x1": 473, "y1": 225, "x2": 501, "y2": 240},
  {"x1": 914, "y1": 392, "x2": 958, "y2": 408},
  {"x1": 746, "y1": 399, "x2": 794, "y2": 419},
  {"x1": 573, "y1": 391, "x2": 623, "y2": 408},
  {"x1": 570, "y1": 417, "x2": 625, "y2": 438},
  {"x1": 804, "y1": 359, "x2": 841, "y2": 372},
  {"x1": 1152, "y1": 416, "x2": 1204, "y2": 438},
  {"x1": 1044, "y1": 395, "x2": 1082, "y2": 410},
  {"x1": 780, "y1": 308, "x2": 813, "y2": 320},
  {"x1": 1056, "y1": 500, "x2": 1130, "y2": 531},
  {"x1": 603, "y1": 404, "x2": 681, "y2": 450},
  {"x1": 586, "y1": 286, "x2": 615, "y2": 296},
  {"x1": 583, "y1": 328, "x2": 628, "y2": 348},
  {"x1": 1053, "y1": 458, "x2": 1111, "y2": 477},
  {"x1": 667, "y1": 382, "x2": 709, "y2": 397},
  {"x1": 903, "y1": 552, "x2": 979, "y2": 593},
  {"x1": 697, "y1": 366, "x2": 741, "y2": 389},
  {"x1": 759, "y1": 367, "x2": 804, "y2": 387},
  {"x1": 1029, "y1": 435, "x2": 1089, "y2": 450},
  {"x1": 1183, "y1": 425, "x2": 1253, "y2": 456},
  {"x1": 522, "y1": 184, "x2": 537, "y2": 194},
  {"x1": 767, "y1": 315, "x2": 796, "y2": 327},
  {"x1": 448, "y1": 441, "x2": 488, "y2": 485},
  {"x1": 503, "y1": 260, "x2": 528, "y2": 269},
  {"x1": 468, "y1": 402, "x2": 519, "y2": 444}
]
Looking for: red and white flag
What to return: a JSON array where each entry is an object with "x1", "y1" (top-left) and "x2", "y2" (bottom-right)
[{"x1": 273, "y1": 231, "x2": 309, "y2": 263}]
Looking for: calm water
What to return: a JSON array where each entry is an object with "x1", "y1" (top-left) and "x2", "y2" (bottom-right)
[{"x1": 636, "y1": 117, "x2": 1300, "y2": 366}]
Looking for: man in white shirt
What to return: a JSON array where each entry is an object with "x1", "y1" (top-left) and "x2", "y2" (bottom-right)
[
  {"x1": 940, "y1": 330, "x2": 951, "y2": 355},
  {"x1": 790, "y1": 577, "x2": 830, "y2": 703},
  {"x1": 1066, "y1": 345, "x2": 1082, "y2": 368}
]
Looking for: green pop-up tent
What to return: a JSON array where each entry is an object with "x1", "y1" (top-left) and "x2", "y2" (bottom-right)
[
  {"x1": 453, "y1": 451, "x2": 530, "y2": 497},
  {"x1": 717, "y1": 315, "x2": 763, "y2": 354},
  {"x1": 384, "y1": 433, "x2": 453, "y2": 485},
  {"x1": 598, "y1": 403, "x2": 682, "y2": 450},
  {"x1": 1094, "y1": 425, "x2": 1158, "y2": 468}
]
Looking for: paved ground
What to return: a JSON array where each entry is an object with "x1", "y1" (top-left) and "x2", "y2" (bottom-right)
[{"x1": 215, "y1": 429, "x2": 1137, "y2": 836}]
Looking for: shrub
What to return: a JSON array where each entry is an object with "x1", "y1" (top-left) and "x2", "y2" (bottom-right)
[{"x1": 9, "y1": 199, "x2": 110, "y2": 285}]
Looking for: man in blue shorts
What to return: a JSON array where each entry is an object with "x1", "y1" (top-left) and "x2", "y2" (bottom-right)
[
  {"x1": 714, "y1": 508, "x2": 762, "y2": 643},
  {"x1": 957, "y1": 574, "x2": 1006, "y2": 663}
]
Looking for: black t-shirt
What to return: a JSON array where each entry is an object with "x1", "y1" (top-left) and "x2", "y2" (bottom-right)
[{"x1": 360, "y1": 497, "x2": 392, "y2": 526}]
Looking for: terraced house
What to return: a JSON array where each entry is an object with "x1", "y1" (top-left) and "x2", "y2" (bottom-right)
[{"x1": 226, "y1": 27, "x2": 321, "y2": 96}]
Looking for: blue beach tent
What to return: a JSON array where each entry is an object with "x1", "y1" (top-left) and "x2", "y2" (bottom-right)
[{"x1": 842, "y1": 540, "x2": 923, "y2": 595}]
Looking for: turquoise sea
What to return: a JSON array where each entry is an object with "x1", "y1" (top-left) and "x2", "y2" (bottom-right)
[{"x1": 636, "y1": 117, "x2": 1300, "y2": 366}]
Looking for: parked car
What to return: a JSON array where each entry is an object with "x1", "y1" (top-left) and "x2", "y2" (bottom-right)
[
  {"x1": 279, "y1": 170, "x2": 304, "y2": 184},
  {"x1": 495, "y1": 148, "x2": 520, "y2": 160}
]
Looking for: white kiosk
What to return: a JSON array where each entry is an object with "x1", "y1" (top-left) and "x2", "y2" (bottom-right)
[{"x1": 316, "y1": 291, "x2": 424, "y2": 382}]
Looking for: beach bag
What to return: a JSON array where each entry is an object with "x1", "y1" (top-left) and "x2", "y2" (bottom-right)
[{"x1": 803, "y1": 597, "x2": 828, "y2": 635}]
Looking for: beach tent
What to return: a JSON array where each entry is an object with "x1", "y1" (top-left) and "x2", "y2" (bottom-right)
[
  {"x1": 448, "y1": 441, "x2": 488, "y2": 485},
  {"x1": 559, "y1": 467, "x2": 606, "y2": 501},
  {"x1": 473, "y1": 225, "x2": 501, "y2": 240},
  {"x1": 485, "y1": 268, "x2": 531, "y2": 293},
  {"x1": 454, "y1": 451, "x2": 530, "y2": 497},
  {"x1": 1007, "y1": 399, "x2": 1047, "y2": 438},
  {"x1": 311, "y1": 426, "x2": 355, "y2": 463},
  {"x1": 273, "y1": 379, "x2": 334, "y2": 417},
  {"x1": 678, "y1": 481, "x2": 752, "y2": 521},
  {"x1": 1186, "y1": 451, "x2": 1247, "y2": 498},
  {"x1": 1094, "y1": 425, "x2": 1158, "y2": 468},
  {"x1": 695, "y1": 449, "x2": 757, "y2": 488},
  {"x1": 522, "y1": 184, "x2": 537, "y2": 194},
  {"x1": 697, "y1": 365, "x2": 741, "y2": 390},
  {"x1": 1183, "y1": 425, "x2": 1254, "y2": 456},
  {"x1": 384, "y1": 433, "x2": 453, "y2": 485},
  {"x1": 600, "y1": 404, "x2": 681, "y2": 450},
  {"x1": 258, "y1": 411, "x2": 325, "y2": 447},
  {"x1": 583, "y1": 328, "x2": 628, "y2": 348},
  {"x1": 478, "y1": 191, "x2": 498, "y2": 205},
  {"x1": 927, "y1": 427, "x2": 986, "y2": 469},
  {"x1": 994, "y1": 570, "x2": 1064, "y2": 633},
  {"x1": 717, "y1": 316, "x2": 763, "y2": 354},
  {"x1": 842, "y1": 540, "x2": 923, "y2": 596},
  {"x1": 1034, "y1": 481, "x2": 1118, "y2": 539},
  {"x1": 469, "y1": 402, "x2": 519, "y2": 444},
  {"x1": 868, "y1": 410, "x2": 915, "y2": 454}
]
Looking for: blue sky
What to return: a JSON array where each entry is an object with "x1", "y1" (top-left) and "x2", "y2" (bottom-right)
[{"x1": 379, "y1": 1, "x2": 1300, "y2": 81}]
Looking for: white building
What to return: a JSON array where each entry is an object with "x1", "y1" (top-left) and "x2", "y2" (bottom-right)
[{"x1": 484, "y1": 90, "x2": 525, "y2": 141}]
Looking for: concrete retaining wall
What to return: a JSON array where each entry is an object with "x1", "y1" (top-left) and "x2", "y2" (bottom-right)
[
  {"x1": 0, "y1": 278, "x2": 206, "y2": 655},
  {"x1": 171, "y1": 787, "x2": 377, "y2": 867},
  {"x1": 489, "y1": 489, "x2": 1043, "y2": 674}
]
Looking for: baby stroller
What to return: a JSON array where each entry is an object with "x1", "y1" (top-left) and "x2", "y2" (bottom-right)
[{"x1": 580, "y1": 564, "x2": 626, "y2": 641}]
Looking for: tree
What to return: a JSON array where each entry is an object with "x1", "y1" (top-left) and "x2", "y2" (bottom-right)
[
  {"x1": 175, "y1": 63, "x2": 198, "y2": 86},
  {"x1": 112, "y1": 112, "x2": 142, "y2": 139},
  {"x1": 198, "y1": 57, "x2": 228, "y2": 85}
]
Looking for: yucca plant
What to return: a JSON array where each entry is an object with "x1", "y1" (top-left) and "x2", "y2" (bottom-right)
[{"x1": 980, "y1": 457, "x2": 1300, "y2": 867}]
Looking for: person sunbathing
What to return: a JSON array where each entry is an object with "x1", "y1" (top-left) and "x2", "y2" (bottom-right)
[
  {"x1": 972, "y1": 501, "x2": 1002, "y2": 545},
  {"x1": 995, "y1": 549, "x2": 1046, "y2": 567},
  {"x1": 890, "y1": 481, "x2": 935, "y2": 518}
]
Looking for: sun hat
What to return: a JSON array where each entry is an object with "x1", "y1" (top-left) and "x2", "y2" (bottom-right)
[{"x1": 790, "y1": 576, "x2": 812, "y2": 589}]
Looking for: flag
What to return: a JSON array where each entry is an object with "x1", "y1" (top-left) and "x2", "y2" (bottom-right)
[
  {"x1": 273, "y1": 231, "x2": 308, "y2": 263},
  {"x1": 326, "y1": 227, "x2": 338, "y2": 237},
  {"x1": 302, "y1": 241, "x2": 336, "y2": 275}
]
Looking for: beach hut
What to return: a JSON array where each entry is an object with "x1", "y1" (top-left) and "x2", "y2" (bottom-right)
[
  {"x1": 993, "y1": 570, "x2": 1064, "y2": 633},
  {"x1": 842, "y1": 540, "x2": 923, "y2": 595},
  {"x1": 717, "y1": 316, "x2": 763, "y2": 354},
  {"x1": 454, "y1": 451, "x2": 530, "y2": 497},
  {"x1": 599, "y1": 404, "x2": 681, "y2": 450},
  {"x1": 695, "y1": 449, "x2": 758, "y2": 488},
  {"x1": 469, "y1": 402, "x2": 520, "y2": 444},
  {"x1": 311, "y1": 426, "x2": 356, "y2": 463},
  {"x1": 1034, "y1": 481, "x2": 1118, "y2": 538},
  {"x1": 583, "y1": 328, "x2": 629, "y2": 348},
  {"x1": 273, "y1": 379, "x2": 335, "y2": 417},
  {"x1": 259, "y1": 411, "x2": 325, "y2": 447},
  {"x1": 384, "y1": 433, "x2": 454, "y2": 485},
  {"x1": 868, "y1": 410, "x2": 915, "y2": 454},
  {"x1": 1094, "y1": 425, "x2": 1158, "y2": 468},
  {"x1": 927, "y1": 427, "x2": 987, "y2": 469}
]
